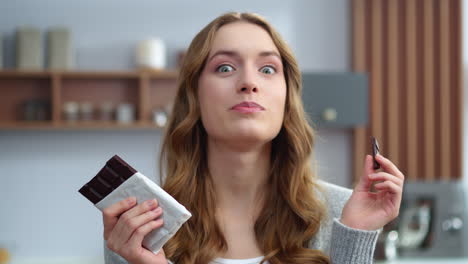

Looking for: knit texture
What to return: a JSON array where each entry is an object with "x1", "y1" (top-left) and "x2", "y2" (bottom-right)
[{"x1": 329, "y1": 219, "x2": 380, "y2": 263}]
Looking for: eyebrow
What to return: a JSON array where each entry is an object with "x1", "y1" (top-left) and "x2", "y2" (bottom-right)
[{"x1": 207, "y1": 50, "x2": 281, "y2": 63}]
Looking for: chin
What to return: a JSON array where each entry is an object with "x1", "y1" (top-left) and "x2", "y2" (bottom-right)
[
  {"x1": 206, "y1": 122, "x2": 282, "y2": 145},
  {"x1": 230, "y1": 129, "x2": 278, "y2": 144}
]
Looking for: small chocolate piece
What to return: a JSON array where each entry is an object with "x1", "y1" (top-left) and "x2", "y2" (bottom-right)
[
  {"x1": 79, "y1": 155, "x2": 137, "y2": 204},
  {"x1": 371, "y1": 136, "x2": 381, "y2": 170}
]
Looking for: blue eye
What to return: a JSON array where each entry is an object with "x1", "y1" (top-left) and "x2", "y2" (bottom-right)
[
  {"x1": 216, "y1": 64, "x2": 235, "y2": 73},
  {"x1": 260, "y1": 65, "x2": 276, "y2": 74}
]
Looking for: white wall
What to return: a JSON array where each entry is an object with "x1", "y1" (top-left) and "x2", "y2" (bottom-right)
[
  {"x1": 0, "y1": 131, "x2": 162, "y2": 258},
  {"x1": 0, "y1": 0, "x2": 352, "y2": 260}
]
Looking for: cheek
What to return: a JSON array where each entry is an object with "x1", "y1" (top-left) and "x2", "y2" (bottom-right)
[
  {"x1": 197, "y1": 76, "x2": 227, "y2": 130},
  {"x1": 198, "y1": 75, "x2": 217, "y2": 111},
  {"x1": 198, "y1": 75, "x2": 228, "y2": 104},
  {"x1": 271, "y1": 83, "x2": 287, "y2": 117}
]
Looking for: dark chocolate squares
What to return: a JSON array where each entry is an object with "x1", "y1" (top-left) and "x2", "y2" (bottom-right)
[
  {"x1": 371, "y1": 136, "x2": 381, "y2": 170},
  {"x1": 79, "y1": 155, "x2": 137, "y2": 204}
]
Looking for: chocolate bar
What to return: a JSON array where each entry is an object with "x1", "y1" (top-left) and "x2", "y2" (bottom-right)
[
  {"x1": 79, "y1": 155, "x2": 136, "y2": 204},
  {"x1": 371, "y1": 136, "x2": 381, "y2": 170},
  {"x1": 78, "y1": 155, "x2": 192, "y2": 254}
]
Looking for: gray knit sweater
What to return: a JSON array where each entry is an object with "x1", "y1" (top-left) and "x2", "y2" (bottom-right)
[{"x1": 104, "y1": 180, "x2": 381, "y2": 263}]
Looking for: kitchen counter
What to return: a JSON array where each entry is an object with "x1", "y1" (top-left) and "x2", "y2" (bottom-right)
[
  {"x1": 9, "y1": 256, "x2": 468, "y2": 264},
  {"x1": 9, "y1": 256, "x2": 103, "y2": 264},
  {"x1": 376, "y1": 258, "x2": 468, "y2": 264}
]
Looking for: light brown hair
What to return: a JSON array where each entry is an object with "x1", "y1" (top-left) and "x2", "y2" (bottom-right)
[{"x1": 160, "y1": 12, "x2": 330, "y2": 264}]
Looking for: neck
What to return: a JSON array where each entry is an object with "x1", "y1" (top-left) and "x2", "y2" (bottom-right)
[{"x1": 207, "y1": 138, "x2": 271, "y2": 215}]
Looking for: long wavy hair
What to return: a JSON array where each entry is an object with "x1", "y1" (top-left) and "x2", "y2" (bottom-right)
[{"x1": 160, "y1": 12, "x2": 329, "y2": 264}]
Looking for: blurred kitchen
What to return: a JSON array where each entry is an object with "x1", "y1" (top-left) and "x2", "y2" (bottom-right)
[{"x1": 0, "y1": 0, "x2": 467, "y2": 263}]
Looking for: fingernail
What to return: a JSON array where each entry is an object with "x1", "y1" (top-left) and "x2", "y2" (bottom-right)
[
  {"x1": 146, "y1": 200, "x2": 155, "y2": 206},
  {"x1": 152, "y1": 207, "x2": 162, "y2": 214},
  {"x1": 127, "y1": 197, "x2": 135, "y2": 205}
]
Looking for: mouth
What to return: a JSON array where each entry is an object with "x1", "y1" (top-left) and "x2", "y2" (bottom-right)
[{"x1": 230, "y1": 101, "x2": 265, "y2": 113}]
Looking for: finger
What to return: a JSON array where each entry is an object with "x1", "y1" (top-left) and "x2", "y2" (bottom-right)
[
  {"x1": 124, "y1": 199, "x2": 159, "y2": 220},
  {"x1": 374, "y1": 180, "x2": 403, "y2": 195},
  {"x1": 374, "y1": 180, "x2": 403, "y2": 211},
  {"x1": 119, "y1": 207, "x2": 163, "y2": 243},
  {"x1": 355, "y1": 155, "x2": 375, "y2": 192},
  {"x1": 103, "y1": 197, "x2": 137, "y2": 223},
  {"x1": 112, "y1": 199, "x2": 160, "y2": 242},
  {"x1": 107, "y1": 225, "x2": 125, "y2": 252},
  {"x1": 375, "y1": 154, "x2": 405, "y2": 180},
  {"x1": 369, "y1": 172, "x2": 404, "y2": 187},
  {"x1": 127, "y1": 218, "x2": 164, "y2": 250},
  {"x1": 364, "y1": 154, "x2": 375, "y2": 176},
  {"x1": 103, "y1": 197, "x2": 136, "y2": 240}
]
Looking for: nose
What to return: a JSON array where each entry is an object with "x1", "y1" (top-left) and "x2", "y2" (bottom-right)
[
  {"x1": 240, "y1": 85, "x2": 257, "y2": 93},
  {"x1": 238, "y1": 70, "x2": 258, "y2": 94}
]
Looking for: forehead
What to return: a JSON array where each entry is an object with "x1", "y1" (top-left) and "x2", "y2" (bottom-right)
[{"x1": 209, "y1": 21, "x2": 280, "y2": 55}]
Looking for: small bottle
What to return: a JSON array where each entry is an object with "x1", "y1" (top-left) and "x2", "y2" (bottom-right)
[
  {"x1": 35, "y1": 100, "x2": 50, "y2": 121},
  {"x1": 98, "y1": 101, "x2": 114, "y2": 121},
  {"x1": 116, "y1": 103, "x2": 135, "y2": 123},
  {"x1": 79, "y1": 101, "x2": 94, "y2": 121},
  {"x1": 152, "y1": 108, "x2": 168, "y2": 127},
  {"x1": 63, "y1": 101, "x2": 79, "y2": 122},
  {"x1": 23, "y1": 100, "x2": 38, "y2": 121}
]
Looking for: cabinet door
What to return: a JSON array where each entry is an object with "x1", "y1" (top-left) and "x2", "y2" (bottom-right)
[{"x1": 301, "y1": 72, "x2": 368, "y2": 128}]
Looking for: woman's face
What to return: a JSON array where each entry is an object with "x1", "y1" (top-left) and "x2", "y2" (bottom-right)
[{"x1": 198, "y1": 22, "x2": 287, "y2": 147}]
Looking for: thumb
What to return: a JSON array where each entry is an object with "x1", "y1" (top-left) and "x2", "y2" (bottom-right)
[{"x1": 355, "y1": 155, "x2": 375, "y2": 192}]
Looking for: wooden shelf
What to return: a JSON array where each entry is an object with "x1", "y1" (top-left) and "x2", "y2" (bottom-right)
[
  {"x1": 0, "y1": 121, "x2": 163, "y2": 130},
  {"x1": 0, "y1": 121, "x2": 53, "y2": 129},
  {"x1": 0, "y1": 70, "x2": 52, "y2": 78},
  {"x1": 0, "y1": 69, "x2": 178, "y2": 79},
  {"x1": 0, "y1": 70, "x2": 178, "y2": 130}
]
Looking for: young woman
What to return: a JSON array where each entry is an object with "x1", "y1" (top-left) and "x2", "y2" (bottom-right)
[{"x1": 102, "y1": 12, "x2": 404, "y2": 264}]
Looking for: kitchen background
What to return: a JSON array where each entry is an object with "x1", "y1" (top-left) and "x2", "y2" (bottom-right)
[{"x1": 0, "y1": 0, "x2": 467, "y2": 263}]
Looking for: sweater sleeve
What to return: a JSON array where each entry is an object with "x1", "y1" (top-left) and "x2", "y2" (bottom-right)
[
  {"x1": 311, "y1": 181, "x2": 381, "y2": 263},
  {"x1": 103, "y1": 241, "x2": 174, "y2": 264},
  {"x1": 329, "y1": 218, "x2": 380, "y2": 264},
  {"x1": 103, "y1": 240, "x2": 129, "y2": 264}
]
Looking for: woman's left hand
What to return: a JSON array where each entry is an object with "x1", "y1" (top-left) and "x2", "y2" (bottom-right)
[{"x1": 340, "y1": 154, "x2": 404, "y2": 231}]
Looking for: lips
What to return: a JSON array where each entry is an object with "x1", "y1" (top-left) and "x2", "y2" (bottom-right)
[{"x1": 230, "y1": 101, "x2": 265, "y2": 113}]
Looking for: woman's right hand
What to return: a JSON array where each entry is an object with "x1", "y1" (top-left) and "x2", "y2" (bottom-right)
[{"x1": 103, "y1": 197, "x2": 168, "y2": 264}]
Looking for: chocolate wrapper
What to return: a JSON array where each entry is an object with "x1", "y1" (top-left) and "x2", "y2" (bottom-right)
[{"x1": 79, "y1": 155, "x2": 191, "y2": 253}]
